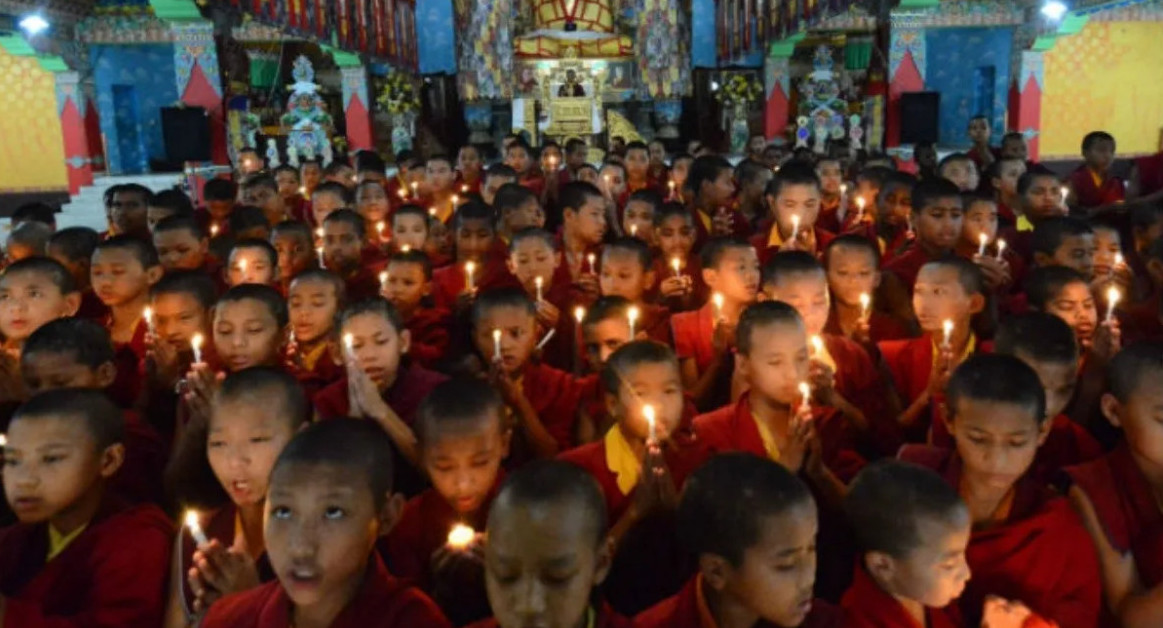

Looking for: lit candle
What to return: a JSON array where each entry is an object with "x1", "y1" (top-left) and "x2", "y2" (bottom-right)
[
  {"x1": 298, "y1": 186, "x2": 307, "y2": 196},
  {"x1": 574, "y1": 306, "x2": 586, "y2": 325},
  {"x1": 343, "y1": 333, "x2": 355, "y2": 361},
  {"x1": 376, "y1": 221, "x2": 385, "y2": 241},
  {"x1": 1112, "y1": 252, "x2": 1125, "y2": 279},
  {"x1": 465, "y1": 261, "x2": 476, "y2": 292},
  {"x1": 1060, "y1": 186, "x2": 1069, "y2": 206},
  {"x1": 534, "y1": 276, "x2": 544, "y2": 302},
  {"x1": 184, "y1": 510, "x2": 210, "y2": 547},
  {"x1": 143, "y1": 306, "x2": 155, "y2": 336},
  {"x1": 809, "y1": 335, "x2": 824, "y2": 359},
  {"x1": 0, "y1": 433, "x2": 6, "y2": 448},
  {"x1": 798, "y1": 382, "x2": 812, "y2": 411},
  {"x1": 790, "y1": 214, "x2": 801, "y2": 241},
  {"x1": 668, "y1": 180, "x2": 676, "y2": 198},
  {"x1": 461, "y1": 184, "x2": 470, "y2": 193},
  {"x1": 428, "y1": 206, "x2": 438, "y2": 218},
  {"x1": 411, "y1": 181, "x2": 419, "y2": 198},
  {"x1": 379, "y1": 271, "x2": 389, "y2": 293},
  {"x1": 630, "y1": 224, "x2": 638, "y2": 237},
  {"x1": 315, "y1": 227, "x2": 324, "y2": 240},
  {"x1": 977, "y1": 233, "x2": 988, "y2": 257},
  {"x1": 855, "y1": 196, "x2": 866, "y2": 223},
  {"x1": 859, "y1": 292, "x2": 871, "y2": 320},
  {"x1": 643, "y1": 403, "x2": 657, "y2": 443},
  {"x1": 401, "y1": 244, "x2": 411, "y2": 253},
  {"x1": 996, "y1": 239, "x2": 1007, "y2": 261},
  {"x1": 239, "y1": 259, "x2": 248, "y2": 277},
  {"x1": 447, "y1": 523, "x2": 475, "y2": 550},
  {"x1": 713, "y1": 292, "x2": 724, "y2": 320},
  {"x1": 191, "y1": 333, "x2": 204, "y2": 364},
  {"x1": 317, "y1": 246, "x2": 325, "y2": 267},
  {"x1": 1114, "y1": 252, "x2": 1125, "y2": 268},
  {"x1": 210, "y1": 224, "x2": 219, "y2": 238},
  {"x1": 586, "y1": 253, "x2": 596, "y2": 274},
  {"x1": 671, "y1": 257, "x2": 682, "y2": 278},
  {"x1": 628, "y1": 306, "x2": 640, "y2": 338},
  {"x1": 1106, "y1": 286, "x2": 1120, "y2": 323},
  {"x1": 492, "y1": 328, "x2": 502, "y2": 361},
  {"x1": 397, "y1": 188, "x2": 407, "y2": 200},
  {"x1": 941, "y1": 320, "x2": 954, "y2": 349}
]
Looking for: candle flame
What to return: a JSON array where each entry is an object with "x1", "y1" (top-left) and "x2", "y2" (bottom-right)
[
  {"x1": 1115, "y1": 252, "x2": 1124, "y2": 266},
  {"x1": 643, "y1": 403, "x2": 656, "y2": 433},
  {"x1": 379, "y1": 271, "x2": 388, "y2": 284},
  {"x1": 191, "y1": 333, "x2": 204, "y2": 350},
  {"x1": 343, "y1": 333, "x2": 354, "y2": 350},
  {"x1": 997, "y1": 239, "x2": 1007, "y2": 254},
  {"x1": 671, "y1": 257, "x2": 681, "y2": 272},
  {"x1": 535, "y1": 276, "x2": 543, "y2": 289},
  {"x1": 143, "y1": 306, "x2": 152, "y2": 324},
  {"x1": 184, "y1": 510, "x2": 200, "y2": 529},
  {"x1": 810, "y1": 335, "x2": 824, "y2": 356},
  {"x1": 713, "y1": 293, "x2": 724, "y2": 310},
  {"x1": 429, "y1": 207, "x2": 437, "y2": 217},
  {"x1": 376, "y1": 220, "x2": 385, "y2": 233},
  {"x1": 465, "y1": 261, "x2": 476, "y2": 276},
  {"x1": 628, "y1": 306, "x2": 640, "y2": 323},
  {"x1": 587, "y1": 253, "x2": 596, "y2": 265},
  {"x1": 979, "y1": 232, "x2": 988, "y2": 245},
  {"x1": 574, "y1": 306, "x2": 586, "y2": 324},
  {"x1": 447, "y1": 523, "x2": 475, "y2": 549},
  {"x1": 492, "y1": 328, "x2": 502, "y2": 343},
  {"x1": 856, "y1": 196, "x2": 866, "y2": 209},
  {"x1": 0, "y1": 433, "x2": 6, "y2": 448},
  {"x1": 1108, "y1": 286, "x2": 1121, "y2": 306},
  {"x1": 401, "y1": 244, "x2": 411, "y2": 253},
  {"x1": 859, "y1": 293, "x2": 871, "y2": 309}
]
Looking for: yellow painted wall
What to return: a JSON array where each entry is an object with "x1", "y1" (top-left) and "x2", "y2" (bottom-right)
[
  {"x1": 0, "y1": 46, "x2": 67, "y2": 193},
  {"x1": 1042, "y1": 21, "x2": 1163, "y2": 160}
]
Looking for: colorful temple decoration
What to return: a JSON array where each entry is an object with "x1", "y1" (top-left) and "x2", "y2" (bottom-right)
[{"x1": 718, "y1": 0, "x2": 861, "y2": 62}]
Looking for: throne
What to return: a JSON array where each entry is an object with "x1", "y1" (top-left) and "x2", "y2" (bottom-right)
[{"x1": 514, "y1": 0, "x2": 634, "y2": 59}]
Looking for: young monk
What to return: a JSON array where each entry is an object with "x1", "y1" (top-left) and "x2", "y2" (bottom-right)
[
  {"x1": 987, "y1": 157, "x2": 1027, "y2": 227},
  {"x1": 164, "y1": 367, "x2": 308, "y2": 628},
  {"x1": 652, "y1": 203, "x2": 700, "y2": 311},
  {"x1": 878, "y1": 256, "x2": 986, "y2": 447},
  {"x1": 286, "y1": 269, "x2": 345, "y2": 398},
  {"x1": 599, "y1": 237, "x2": 670, "y2": 344},
  {"x1": 966, "y1": 115, "x2": 998, "y2": 171},
  {"x1": 474, "y1": 460, "x2": 627, "y2": 628},
  {"x1": 47, "y1": 226, "x2": 108, "y2": 321},
  {"x1": 355, "y1": 179, "x2": 392, "y2": 246},
  {"x1": 1004, "y1": 167, "x2": 1066, "y2": 263},
  {"x1": 822, "y1": 235, "x2": 912, "y2": 343},
  {"x1": 226, "y1": 239, "x2": 279, "y2": 288},
  {"x1": 200, "y1": 419, "x2": 452, "y2": 628},
  {"x1": 153, "y1": 215, "x2": 213, "y2": 275},
  {"x1": 313, "y1": 298, "x2": 448, "y2": 497},
  {"x1": 92, "y1": 236, "x2": 163, "y2": 407},
  {"x1": 321, "y1": 209, "x2": 384, "y2": 301},
  {"x1": 671, "y1": 237, "x2": 759, "y2": 410},
  {"x1": 1066, "y1": 341, "x2": 1163, "y2": 627},
  {"x1": 382, "y1": 250, "x2": 450, "y2": 368},
  {"x1": 382, "y1": 378, "x2": 510, "y2": 625},
  {"x1": 431, "y1": 201, "x2": 505, "y2": 311},
  {"x1": 503, "y1": 228, "x2": 575, "y2": 371},
  {"x1": 0, "y1": 257, "x2": 81, "y2": 359},
  {"x1": 753, "y1": 163, "x2": 835, "y2": 264},
  {"x1": 938, "y1": 153, "x2": 980, "y2": 193},
  {"x1": 495, "y1": 183, "x2": 545, "y2": 245},
  {"x1": 883, "y1": 178, "x2": 964, "y2": 298},
  {"x1": 270, "y1": 220, "x2": 315, "y2": 293},
  {"x1": 898, "y1": 354, "x2": 1102, "y2": 628},
  {"x1": 1031, "y1": 216, "x2": 1096, "y2": 280},
  {"x1": 0, "y1": 388, "x2": 172, "y2": 625},
  {"x1": 1067, "y1": 131, "x2": 1125, "y2": 209},
  {"x1": 634, "y1": 453, "x2": 843, "y2": 628},
  {"x1": 876, "y1": 173, "x2": 917, "y2": 261},
  {"x1": 389, "y1": 205, "x2": 430, "y2": 254},
  {"x1": 814, "y1": 156, "x2": 845, "y2": 233},
  {"x1": 622, "y1": 189, "x2": 661, "y2": 243},
  {"x1": 684, "y1": 156, "x2": 747, "y2": 248},
  {"x1": 240, "y1": 173, "x2": 289, "y2": 227},
  {"x1": 957, "y1": 194, "x2": 1018, "y2": 297},
  {"x1": 557, "y1": 181, "x2": 607, "y2": 302}
]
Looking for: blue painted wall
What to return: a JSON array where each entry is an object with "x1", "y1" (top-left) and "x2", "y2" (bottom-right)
[
  {"x1": 691, "y1": 0, "x2": 716, "y2": 68},
  {"x1": 90, "y1": 44, "x2": 179, "y2": 174},
  {"x1": 924, "y1": 27, "x2": 1013, "y2": 148},
  {"x1": 417, "y1": 0, "x2": 456, "y2": 74}
]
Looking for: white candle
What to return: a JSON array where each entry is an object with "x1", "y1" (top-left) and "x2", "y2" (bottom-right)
[
  {"x1": 184, "y1": 510, "x2": 210, "y2": 547},
  {"x1": 343, "y1": 333, "x2": 355, "y2": 360},
  {"x1": 428, "y1": 206, "x2": 438, "y2": 218},
  {"x1": 1106, "y1": 286, "x2": 1120, "y2": 323},
  {"x1": 298, "y1": 186, "x2": 307, "y2": 196},
  {"x1": 379, "y1": 271, "x2": 389, "y2": 293},
  {"x1": 447, "y1": 523, "x2": 475, "y2": 550},
  {"x1": 316, "y1": 246, "x2": 325, "y2": 267},
  {"x1": 668, "y1": 180, "x2": 676, "y2": 198},
  {"x1": 536, "y1": 328, "x2": 556, "y2": 350},
  {"x1": 210, "y1": 224, "x2": 219, "y2": 238},
  {"x1": 790, "y1": 214, "x2": 801, "y2": 241},
  {"x1": 630, "y1": 224, "x2": 638, "y2": 237},
  {"x1": 643, "y1": 403, "x2": 657, "y2": 443},
  {"x1": 671, "y1": 257, "x2": 682, "y2": 278},
  {"x1": 401, "y1": 244, "x2": 411, "y2": 253},
  {"x1": 239, "y1": 259, "x2": 248, "y2": 277},
  {"x1": 996, "y1": 239, "x2": 1007, "y2": 261},
  {"x1": 535, "y1": 276, "x2": 544, "y2": 302},
  {"x1": 977, "y1": 233, "x2": 988, "y2": 257},
  {"x1": 798, "y1": 382, "x2": 811, "y2": 411},
  {"x1": 809, "y1": 335, "x2": 824, "y2": 359},
  {"x1": 941, "y1": 320, "x2": 954, "y2": 349},
  {"x1": 492, "y1": 328, "x2": 502, "y2": 361},
  {"x1": 411, "y1": 182, "x2": 419, "y2": 198},
  {"x1": 191, "y1": 333, "x2": 204, "y2": 364},
  {"x1": 397, "y1": 188, "x2": 407, "y2": 200},
  {"x1": 451, "y1": 194, "x2": 460, "y2": 207},
  {"x1": 713, "y1": 293, "x2": 724, "y2": 320},
  {"x1": 1060, "y1": 186, "x2": 1069, "y2": 207},
  {"x1": 376, "y1": 221, "x2": 385, "y2": 241},
  {"x1": 859, "y1": 293, "x2": 871, "y2": 319},
  {"x1": 855, "y1": 196, "x2": 866, "y2": 223},
  {"x1": 586, "y1": 253, "x2": 596, "y2": 274},
  {"x1": 0, "y1": 433, "x2": 6, "y2": 448},
  {"x1": 465, "y1": 261, "x2": 476, "y2": 292},
  {"x1": 315, "y1": 227, "x2": 324, "y2": 240},
  {"x1": 628, "y1": 306, "x2": 640, "y2": 338},
  {"x1": 143, "y1": 306, "x2": 155, "y2": 336},
  {"x1": 574, "y1": 306, "x2": 586, "y2": 325}
]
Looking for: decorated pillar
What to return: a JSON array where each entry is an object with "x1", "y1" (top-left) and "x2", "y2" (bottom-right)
[
  {"x1": 54, "y1": 71, "x2": 93, "y2": 194},
  {"x1": 340, "y1": 66, "x2": 375, "y2": 152},
  {"x1": 1008, "y1": 51, "x2": 1044, "y2": 162},
  {"x1": 457, "y1": 0, "x2": 512, "y2": 136},
  {"x1": 763, "y1": 53, "x2": 791, "y2": 142},
  {"x1": 886, "y1": 14, "x2": 926, "y2": 149},
  {"x1": 171, "y1": 22, "x2": 228, "y2": 165}
]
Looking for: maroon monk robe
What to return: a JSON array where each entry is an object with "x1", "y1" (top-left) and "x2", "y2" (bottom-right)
[
  {"x1": 176, "y1": 504, "x2": 275, "y2": 616},
  {"x1": 107, "y1": 316, "x2": 148, "y2": 408},
  {"x1": 670, "y1": 302, "x2": 716, "y2": 374},
  {"x1": 313, "y1": 361, "x2": 448, "y2": 425},
  {"x1": 0, "y1": 497, "x2": 172, "y2": 627},
  {"x1": 341, "y1": 261, "x2": 389, "y2": 302},
  {"x1": 403, "y1": 305, "x2": 452, "y2": 368},
  {"x1": 467, "y1": 603, "x2": 632, "y2": 628},
  {"x1": 1066, "y1": 442, "x2": 1163, "y2": 588},
  {"x1": 840, "y1": 562, "x2": 962, "y2": 628},
  {"x1": 822, "y1": 308, "x2": 912, "y2": 345},
  {"x1": 750, "y1": 225, "x2": 836, "y2": 266},
  {"x1": 75, "y1": 289, "x2": 110, "y2": 323},
  {"x1": 689, "y1": 205, "x2": 751, "y2": 252},
  {"x1": 287, "y1": 341, "x2": 344, "y2": 404},
  {"x1": 899, "y1": 446, "x2": 1101, "y2": 628},
  {"x1": 111, "y1": 408, "x2": 168, "y2": 506},
  {"x1": 821, "y1": 333, "x2": 895, "y2": 456},
  {"x1": 882, "y1": 242, "x2": 938, "y2": 297},
  {"x1": 506, "y1": 361, "x2": 586, "y2": 464},
  {"x1": 1068, "y1": 166, "x2": 1125, "y2": 209},
  {"x1": 633, "y1": 576, "x2": 843, "y2": 628},
  {"x1": 1028, "y1": 413, "x2": 1102, "y2": 485},
  {"x1": 1135, "y1": 151, "x2": 1163, "y2": 197},
  {"x1": 201, "y1": 554, "x2": 451, "y2": 628}
]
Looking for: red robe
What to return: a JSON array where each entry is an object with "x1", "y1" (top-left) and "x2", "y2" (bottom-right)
[
  {"x1": 750, "y1": 224, "x2": 836, "y2": 266},
  {"x1": 670, "y1": 302, "x2": 716, "y2": 374},
  {"x1": 1068, "y1": 166, "x2": 1125, "y2": 209},
  {"x1": 816, "y1": 196, "x2": 844, "y2": 234},
  {"x1": 1135, "y1": 151, "x2": 1163, "y2": 197},
  {"x1": 511, "y1": 361, "x2": 586, "y2": 459},
  {"x1": 341, "y1": 261, "x2": 388, "y2": 302},
  {"x1": 111, "y1": 408, "x2": 168, "y2": 506},
  {"x1": 882, "y1": 243, "x2": 938, "y2": 296},
  {"x1": 430, "y1": 255, "x2": 510, "y2": 311},
  {"x1": 313, "y1": 362, "x2": 448, "y2": 425},
  {"x1": 403, "y1": 306, "x2": 452, "y2": 367},
  {"x1": 1066, "y1": 442, "x2": 1163, "y2": 588},
  {"x1": 75, "y1": 289, "x2": 110, "y2": 322},
  {"x1": 0, "y1": 497, "x2": 172, "y2": 627},
  {"x1": 467, "y1": 603, "x2": 631, "y2": 628},
  {"x1": 176, "y1": 504, "x2": 274, "y2": 615},
  {"x1": 633, "y1": 576, "x2": 843, "y2": 628},
  {"x1": 899, "y1": 446, "x2": 1101, "y2": 628},
  {"x1": 107, "y1": 317, "x2": 148, "y2": 409},
  {"x1": 1119, "y1": 297, "x2": 1163, "y2": 345},
  {"x1": 689, "y1": 205, "x2": 751, "y2": 252},
  {"x1": 840, "y1": 562, "x2": 961, "y2": 628},
  {"x1": 822, "y1": 309, "x2": 912, "y2": 345},
  {"x1": 201, "y1": 554, "x2": 451, "y2": 628},
  {"x1": 650, "y1": 255, "x2": 707, "y2": 314},
  {"x1": 1029, "y1": 414, "x2": 1102, "y2": 485}
]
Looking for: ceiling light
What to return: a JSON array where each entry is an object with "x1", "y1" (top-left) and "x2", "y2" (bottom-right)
[
  {"x1": 1041, "y1": 1, "x2": 1068, "y2": 21},
  {"x1": 19, "y1": 14, "x2": 49, "y2": 36}
]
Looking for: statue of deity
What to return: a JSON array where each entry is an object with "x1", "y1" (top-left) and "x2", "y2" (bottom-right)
[
  {"x1": 280, "y1": 56, "x2": 334, "y2": 166},
  {"x1": 515, "y1": 0, "x2": 633, "y2": 59}
]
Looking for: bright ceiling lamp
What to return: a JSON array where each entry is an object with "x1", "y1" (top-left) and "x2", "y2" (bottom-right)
[
  {"x1": 1041, "y1": 1, "x2": 1068, "y2": 21},
  {"x1": 19, "y1": 14, "x2": 50, "y2": 36}
]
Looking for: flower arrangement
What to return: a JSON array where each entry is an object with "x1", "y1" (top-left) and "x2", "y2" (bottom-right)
[
  {"x1": 715, "y1": 73, "x2": 763, "y2": 106},
  {"x1": 377, "y1": 70, "x2": 420, "y2": 115}
]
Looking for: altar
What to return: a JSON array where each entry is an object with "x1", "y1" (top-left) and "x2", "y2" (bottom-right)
[{"x1": 510, "y1": 58, "x2": 641, "y2": 146}]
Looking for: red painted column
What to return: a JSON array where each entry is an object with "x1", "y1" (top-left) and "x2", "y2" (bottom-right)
[
  {"x1": 764, "y1": 55, "x2": 791, "y2": 142},
  {"x1": 1008, "y1": 50, "x2": 1043, "y2": 162},
  {"x1": 886, "y1": 20, "x2": 926, "y2": 150},
  {"x1": 55, "y1": 71, "x2": 92, "y2": 194},
  {"x1": 172, "y1": 22, "x2": 228, "y2": 166},
  {"x1": 341, "y1": 66, "x2": 374, "y2": 152}
]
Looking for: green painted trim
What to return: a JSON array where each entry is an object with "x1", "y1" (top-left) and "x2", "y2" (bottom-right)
[
  {"x1": 150, "y1": 0, "x2": 203, "y2": 21},
  {"x1": 321, "y1": 42, "x2": 362, "y2": 67},
  {"x1": 37, "y1": 57, "x2": 69, "y2": 72},
  {"x1": 0, "y1": 35, "x2": 70, "y2": 72},
  {"x1": 768, "y1": 31, "x2": 806, "y2": 58},
  {"x1": 897, "y1": 0, "x2": 940, "y2": 7},
  {"x1": 1032, "y1": 35, "x2": 1059, "y2": 51},
  {"x1": 1058, "y1": 13, "x2": 1089, "y2": 35}
]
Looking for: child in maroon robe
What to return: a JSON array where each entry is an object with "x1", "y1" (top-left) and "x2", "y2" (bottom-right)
[
  {"x1": 225, "y1": 239, "x2": 280, "y2": 290},
  {"x1": 201, "y1": 420, "x2": 451, "y2": 628},
  {"x1": 0, "y1": 258, "x2": 82, "y2": 362},
  {"x1": 455, "y1": 145, "x2": 484, "y2": 197},
  {"x1": 495, "y1": 183, "x2": 546, "y2": 246},
  {"x1": 0, "y1": 389, "x2": 172, "y2": 626},
  {"x1": 470, "y1": 460, "x2": 630, "y2": 628},
  {"x1": 876, "y1": 173, "x2": 918, "y2": 263},
  {"x1": 1067, "y1": 131, "x2": 1125, "y2": 209},
  {"x1": 92, "y1": 236, "x2": 164, "y2": 408},
  {"x1": 956, "y1": 195, "x2": 1023, "y2": 303},
  {"x1": 598, "y1": 237, "x2": 672, "y2": 345},
  {"x1": 153, "y1": 215, "x2": 214, "y2": 277},
  {"x1": 381, "y1": 378, "x2": 509, "y2": 626},
  {"x1": 1066, "y1": 341, "x2": 1163, "y2": 626},
  {"x1": 822, "y1": 235, "x2": 914, "y2": 345},
  {"x1": 575, "y1": 296, "x2": 650, "y2": 442},
  {"x1": 634, "y1": 454, "x2": 843, "y2": 628},
  {"x1": 355, "y1": 179, "x2": 392, "y2": 249},
  {"x1": 20, "y1": 318, "x2": 168, "y2": 507},
  {"x1": 986, "y1": 157, "x2": 1027, "y2": 228},
  {"x1": 505, "y1": 229, "x2": 574, "y2": 371},
  {"x1": 286, "y1": 270, "x2": 345, "y2": 399},
  {"x1": 671, "y1": 238, "x2": 758, "y2": 411},
  {"x1": 752, "y1": 163, "x2": 836, "y2": 265},
  {"x1": 431, "y1": 202, "x2": 508, "y2": 311},
  {"x1": 652, "y1": 204, "x2": 702, "y2": 313},
  {"x1": 899, "y1": 355, "x2": 1102, "y2": 628},
  {"x1": 164, "y1": 368, "x2": 306, "y2": 625},
  {"x1": 270, "y1": 221, "x2": 314, "y2": 295},
  {"x1": 1001, "y1": 168, "x2": 1067, "y2": 265},
  {"x1": 685, "y1": 156, "x2": 750, "y2": 249},
  {"x1": 883, "y1": 178, "x2": 964, "y2": 299},
  {"x1": 383, "y1": 251, "x2": 451, "y2": 368},
  {"x1": 314, "y1": 298, "x2": 448, "y2": 497},
  {"x1": 878, "y1": 257, "x2": 988, "y2": 447},
  {"x1": 47, "y1": 226, "x2": 110, "y2": 322},
  {"x1": 814, "y1": 157, "x2": 845, "y2": 233},
  {"x1": 320, "y1": 209, "x2": 387, "y2": 302}
]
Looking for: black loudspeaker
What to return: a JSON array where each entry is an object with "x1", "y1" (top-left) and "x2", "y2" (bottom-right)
[
  {"x1": 899, "y1": 92, "x2": 940, "y2": 145},
  {"x1": 161, "y1": 107, "x2": 211, "y2": 162}
]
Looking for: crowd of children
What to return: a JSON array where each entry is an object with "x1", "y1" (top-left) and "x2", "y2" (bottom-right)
[{"x1": 0, "y1": 127, "x2": 1161, "y2": 628}]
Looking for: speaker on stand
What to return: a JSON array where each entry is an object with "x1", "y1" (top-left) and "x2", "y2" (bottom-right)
[
  {"x1": 899, "y1": 92, "x2": 940, "y2": 145},
  {"x1": 161, "y1": 106, "x2": 212, "y2": 163}
]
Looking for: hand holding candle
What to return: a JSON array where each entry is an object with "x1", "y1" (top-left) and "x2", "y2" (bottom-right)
[
  {"x1": 446, "y1": 523, "x2": 476, "y2": 551},
  {"x1": 671, "y1": 257, "x2": 682, "y2": 278},
  {"x1": 859, "y1": 292, "x2": 871, "y2": 320},
  {"x1": 1106, "y1": 286, "x2": 1120, "y2": 323},
  {"x1": 465, "y1": 261, "x2": 476, "y2": 292},
  {"x1": 643, "y1": 403, "x2": 657, "y2": 444},
  {"x1": 996, "y1": 239, "x2": 1007, "y2": 261},
  {"x1": 942, "y1": 320, "x2": 954, "y2": 349},
  {"x1": 492, "y1": 328, "x2": 502, "y2": 361},
  {"x1": 977, "y1": 233, "x2": 988, "y2": 257},
  {"x1": 191, "y1": 333, "x2": 204, "y2": 364},
  {"x1": 185, "y1": 509, "x2": 210, "y2": 547},
  {"x1": 628, "y1": 306, "x2": 640, "y2": 338}
]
